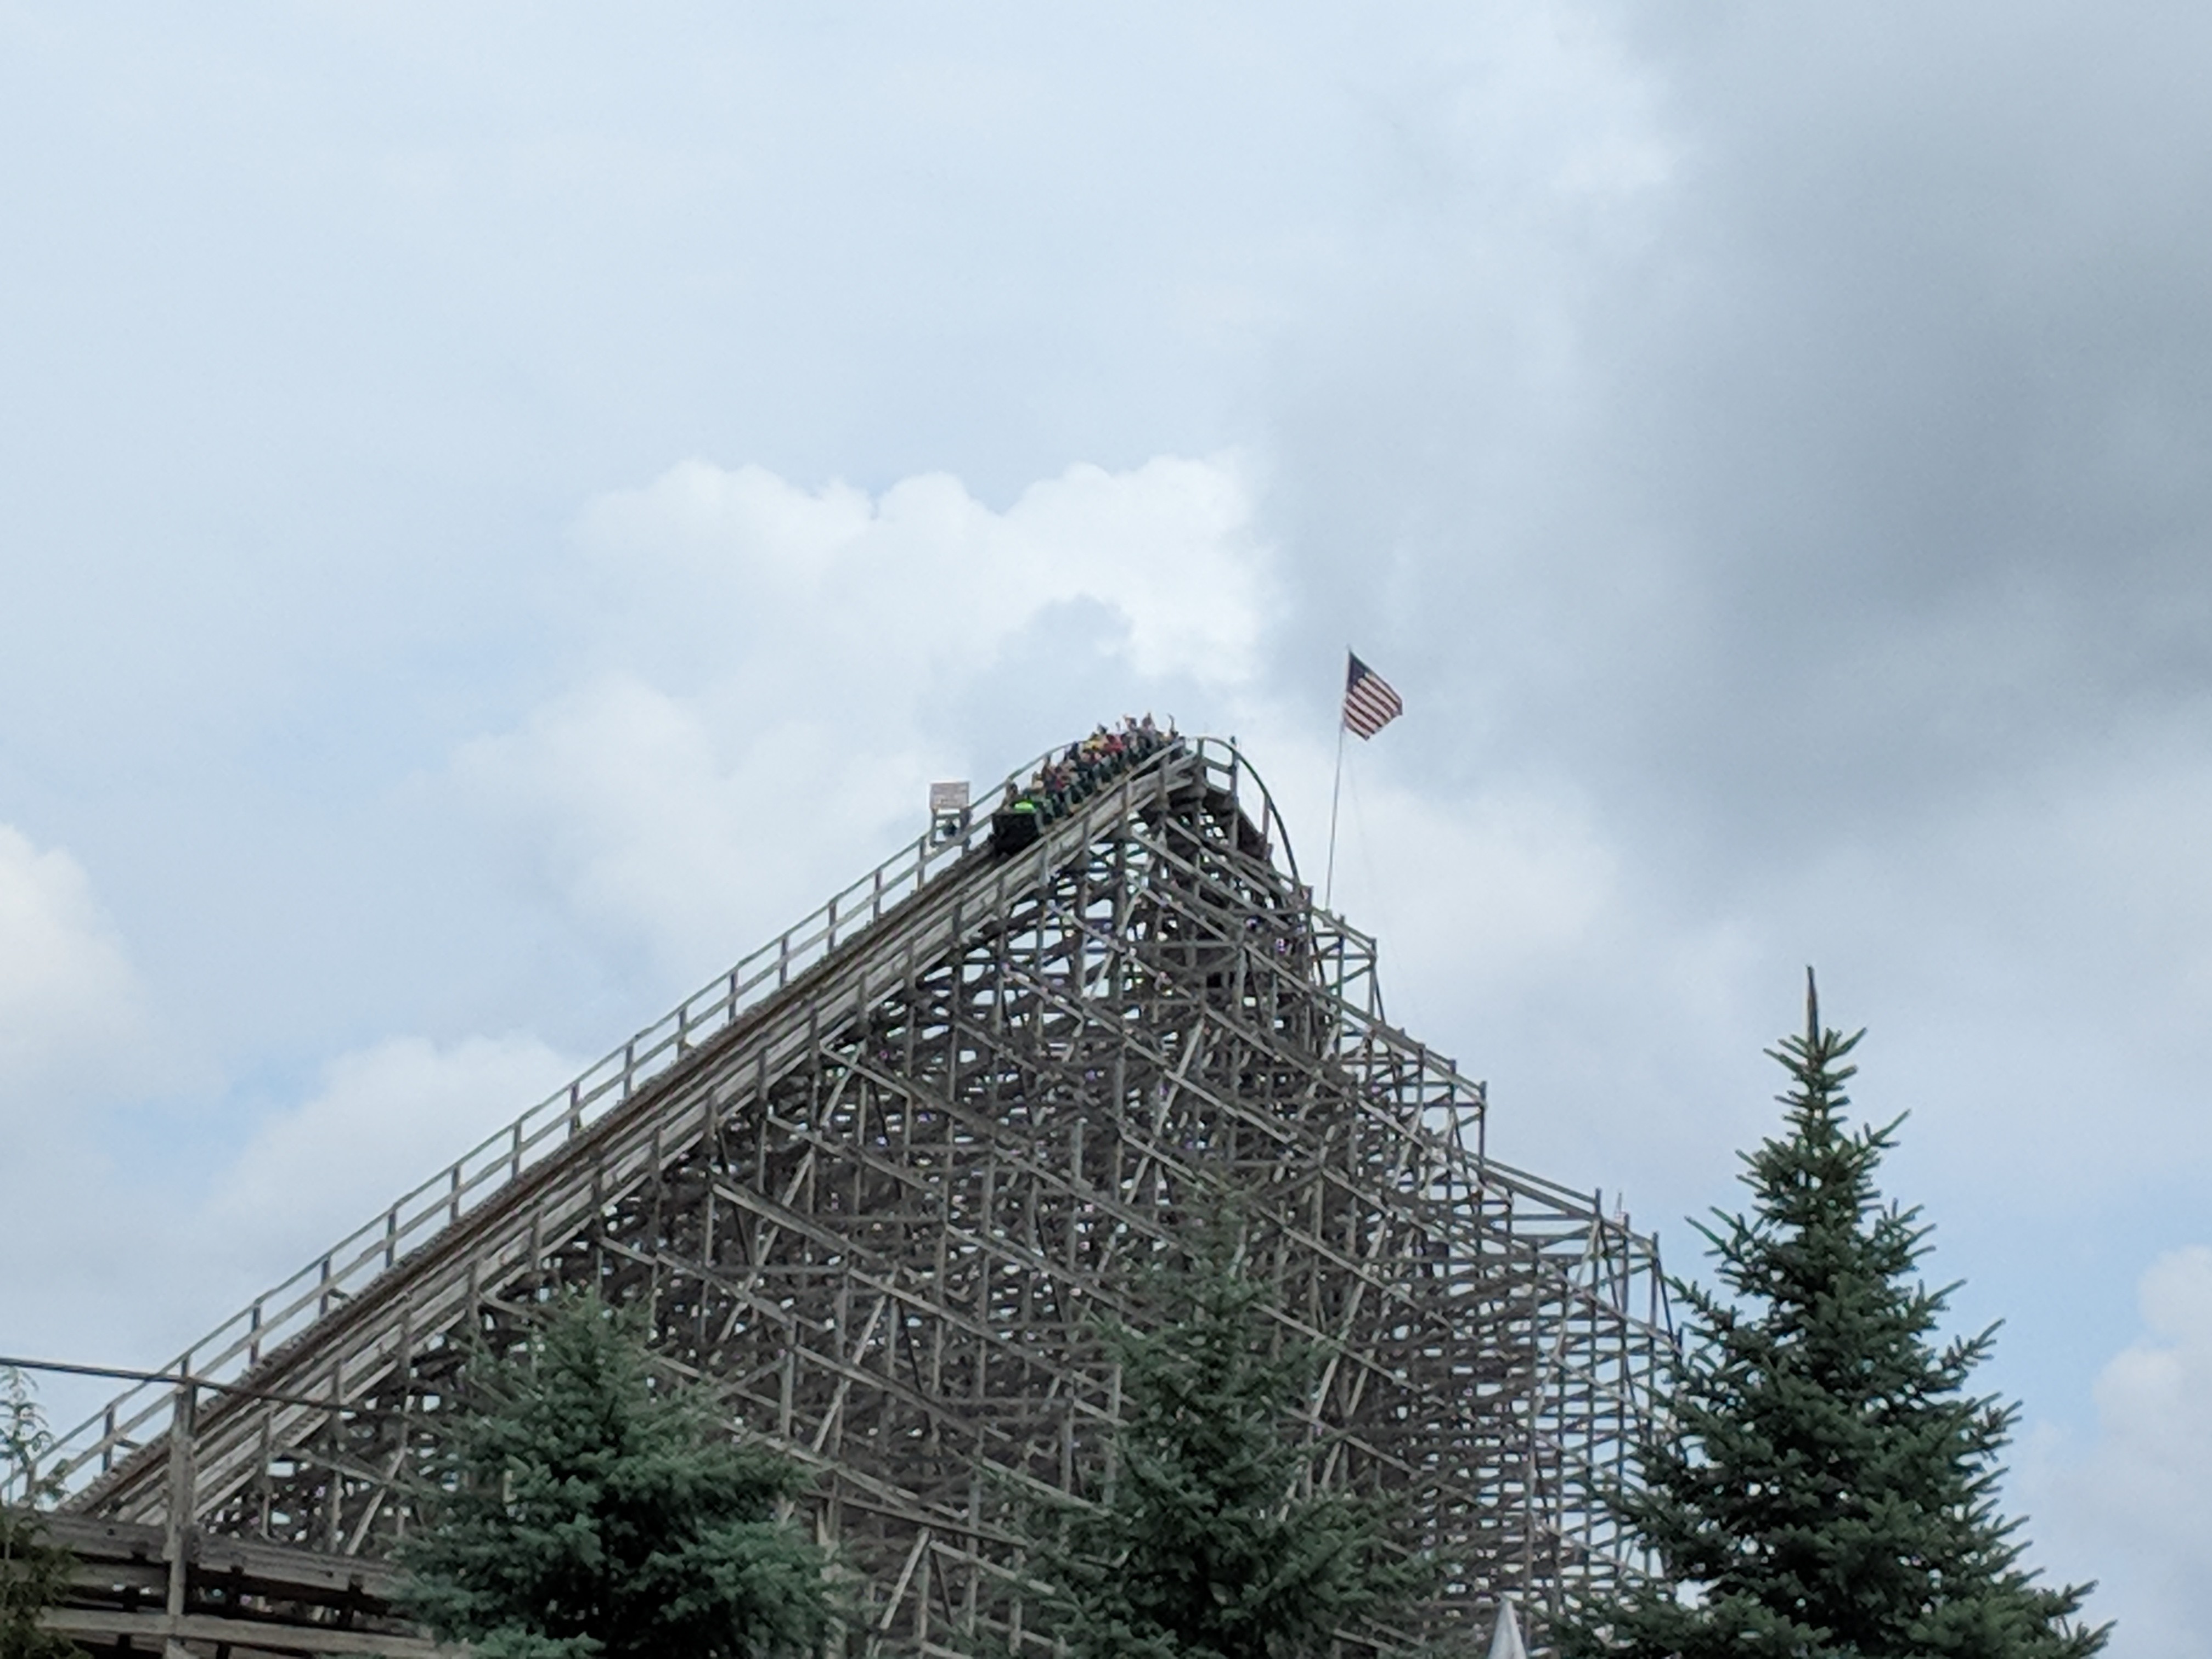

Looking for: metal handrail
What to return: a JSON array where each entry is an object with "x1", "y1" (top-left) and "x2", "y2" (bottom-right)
[{"x1": 25, "y1": 731, "x2": 1280, "y2": 1502}]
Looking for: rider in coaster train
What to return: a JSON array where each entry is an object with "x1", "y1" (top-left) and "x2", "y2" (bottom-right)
[{"x1": 990, "y1": 715, "x2": 1171, "y2": 855}]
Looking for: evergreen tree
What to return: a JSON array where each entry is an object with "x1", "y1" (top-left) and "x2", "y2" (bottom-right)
[
  {"x1": 1565, "y1": 977, "x2": 2106, "y2": 1659},
  {"x1": 1, "y1": 1366, "x2": 83, "y2": 1659},
  {"x1": 396, "y1": 1294, "x2": 834, "y2": 1659},
  {"x1": 1024, "y1": 1237, "x2": 1430, "y2": 1659}
]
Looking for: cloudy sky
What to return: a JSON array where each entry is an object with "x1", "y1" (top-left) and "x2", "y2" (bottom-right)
[{"x1": 3, "y1": 2, "x2": 2209, "y2": 1647}]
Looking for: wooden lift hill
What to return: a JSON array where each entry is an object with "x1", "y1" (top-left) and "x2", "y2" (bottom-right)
[{"x1": 12, "y1": 735, "x2": 1673, "y2": 1658}]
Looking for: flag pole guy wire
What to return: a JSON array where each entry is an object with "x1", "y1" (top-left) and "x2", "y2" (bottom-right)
[
  {"x1": 1325, "y1": 708, "x2": 1348, "y2": 910},
  {"x1": 1327, "y1": 649, "x2": 1403, "y2": 911}
]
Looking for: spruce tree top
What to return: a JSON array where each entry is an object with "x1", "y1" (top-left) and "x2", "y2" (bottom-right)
[
  {"x1": 1023, "y1": 1238, "x2": 1429, "y2": 1659},
  {"x1": 1566, "y1": 975, "x2": 2106, "y2": 1659},
  {"x1": 395, "y1": 1295, "x2": 833, "y2": 1659}
]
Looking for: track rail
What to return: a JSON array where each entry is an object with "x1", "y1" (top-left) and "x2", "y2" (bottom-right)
[
  {"x1": 12, "y1": 730, "x2": 1674, "y2": 1655},
  {"x1": 19, "y1": 737, "x2": 1307, "y2": 1506}
]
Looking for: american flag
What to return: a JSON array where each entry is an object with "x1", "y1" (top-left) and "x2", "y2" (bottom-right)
[{"x1": 1342, "y1": 652, "x2": 1403, "y2": 739}]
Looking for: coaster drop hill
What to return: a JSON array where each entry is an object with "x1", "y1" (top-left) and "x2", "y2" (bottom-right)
[{"x1": 32, "y1": 734, "x2": 1673, "y2": 1655}]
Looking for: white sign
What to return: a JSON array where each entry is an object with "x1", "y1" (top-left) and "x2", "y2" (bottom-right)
[{"x1": 929, "y1": 781, "x2": 971, "y2": 844}]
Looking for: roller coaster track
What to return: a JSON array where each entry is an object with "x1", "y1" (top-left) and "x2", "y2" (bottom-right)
[{"x1": 19, "y1": 735, "x2": 1672, "y2": 1658}]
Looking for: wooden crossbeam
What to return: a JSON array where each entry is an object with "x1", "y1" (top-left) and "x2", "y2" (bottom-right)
[{"x1": 49, "y1": 740, "x2": 1672, "y2": 1656}]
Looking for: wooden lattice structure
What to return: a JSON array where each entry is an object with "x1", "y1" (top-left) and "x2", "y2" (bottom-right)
[{"x1": 24, "y1": 736, "x2": 1671, "y2": 1655}]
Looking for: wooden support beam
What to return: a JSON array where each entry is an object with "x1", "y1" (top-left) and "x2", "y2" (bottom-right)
[
  {"x1": 41, "y1": 1607, "x2": 465, "y2": 1658},
  {"x1": 44, "y1": 737, "x2": 1672, "y2": 1657}
]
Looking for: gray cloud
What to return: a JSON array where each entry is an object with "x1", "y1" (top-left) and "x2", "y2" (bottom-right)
[
  {"x1": 1266, "y1": 3, "x2": 2212, "y2": 827},
  {"x1": 2, "y1": 3, "x2": 2207, "y2": 1642},
  {"x1": 1243, "y1": 28, "x2": 2212, "y2": 1620}
]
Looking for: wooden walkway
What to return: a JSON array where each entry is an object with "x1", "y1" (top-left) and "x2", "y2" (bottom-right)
[{"x1": 25, "y1": 1509, "x2": 456, "y2": 1659}]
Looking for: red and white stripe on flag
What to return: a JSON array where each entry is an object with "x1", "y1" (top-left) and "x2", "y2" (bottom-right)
[{"x1": 1342, "y1": 652, "x2": 1403, "y2": 739}]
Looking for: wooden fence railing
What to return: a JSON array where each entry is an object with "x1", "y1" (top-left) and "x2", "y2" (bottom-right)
[{"x1": 17, "y1": 734, "x2": 1301, "y2": 1505}]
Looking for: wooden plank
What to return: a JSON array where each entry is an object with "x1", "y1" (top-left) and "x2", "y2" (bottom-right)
[
  {"x1": 38, "y1": 1513, "x2": 402, "y2": 1599},
  {"x1": 40, "y1": 1608, "x2": 462, "y2": 1658}
]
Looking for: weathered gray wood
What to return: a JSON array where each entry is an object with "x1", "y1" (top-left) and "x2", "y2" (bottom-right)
[
  {"x1": 41, "y1": 1607, "x2": 462, "y2": 1658},
  {"x1": 44, "y1": 1513, "x2": 397, "y2": 1597},
  {"x1": 44, "y1": 736, "x2": 1671, "y2": 1656}
]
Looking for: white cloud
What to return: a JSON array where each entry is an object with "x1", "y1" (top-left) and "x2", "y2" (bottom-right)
[
  {"x1": 452, "y1": 675, "x2": 862, "y2": 979},
  {"x1": 2023, "y1": 1247, "x2": 2212, "y2": 1659},
  {"x1": 576, "y1": 454, "x2": 1269, "y2": 691},
  {"x1": 200, "y1": 1033, "x2": 580, "y2": 1274},
  {"x1": 4, "y1": 1027, "x2": 580, "y2": 1434},
  {"x1": 0, "y1": 822, "x2": 145, "y2": 1236},
  {"x1": 1238, "y1": 723, "x2": 1621, "y2": 983},
  {"x1": 0, "y1": 823, "x2": 142, "y2": 1088},
  {"x1": 0, "y1": 826, "x2": 159, "y2": 1382},
  {"x1": 1348, "y1": 777, "x2": 1618, "y2": 984},
  {"x1": 456, "y1": 454, "x2": 1271, "y2": 979}
]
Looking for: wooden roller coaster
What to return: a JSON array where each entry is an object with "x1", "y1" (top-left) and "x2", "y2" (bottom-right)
[{"x1": 13, "y1": 736, "x2": 1672, "y2": 1657}]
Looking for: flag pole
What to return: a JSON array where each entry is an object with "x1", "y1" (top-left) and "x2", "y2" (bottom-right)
[{"x1": 1324, "y1": 706, "x2": 1347, "y2": 911}]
